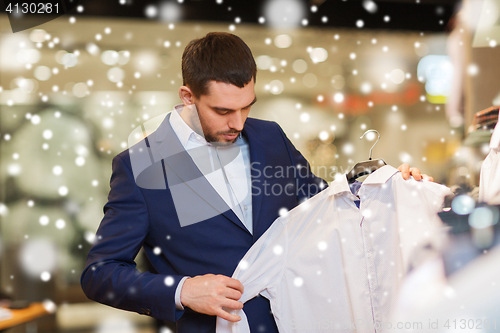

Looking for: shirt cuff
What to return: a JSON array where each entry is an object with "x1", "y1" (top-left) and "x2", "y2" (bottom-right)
[{"x1": 175, "y1": 276, "x2": 189, "y2": 310}]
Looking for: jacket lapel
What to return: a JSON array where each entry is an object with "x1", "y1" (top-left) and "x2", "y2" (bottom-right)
[
  {"x1": 241, "y1": 120, "x2": 267, "y2": 241},
  {"x1": 151, "y1": 113, "x2": 249, "y2": 232}
]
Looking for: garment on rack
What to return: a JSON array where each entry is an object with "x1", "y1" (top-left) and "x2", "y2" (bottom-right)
[
  {"x1": 438, "y1": 204, "x2": 500, "y2": 276},
  {"x1": 216, "y1": 165, "x2": 452, "y2": 333},
  {"x1": 391, "y1": 203, "x2": 500, "y2": 324},
  {"x1": 390, "y1": 243, "x2": 500, "y2": 333},
  {"x1": 479, "y1": 110, "x2": 500, "y2": 204},
  {"x1": 471, "y1": 106, "x2": 499, "y2": 132}
]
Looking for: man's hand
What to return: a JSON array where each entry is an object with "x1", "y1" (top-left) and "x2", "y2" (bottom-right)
[
  {"x1": 397, "y1": 164, "x2": 434, "y2": 182},
  {"x1": 180, "y1": 274, "x2": 244, "y2": 322}
]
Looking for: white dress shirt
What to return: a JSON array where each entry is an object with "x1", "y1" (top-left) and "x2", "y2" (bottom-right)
[
  {"x1": 216, "y1": 165, "x2": 452, "y2": 333},
  {"x1": 169, "y1": 104, "x2": 253, "y2": 309},
  {"x1": 169, "y1": 104, "x2": 253, "y2": 231},
  {"x1": 479, "y1": 110, "x2": 500, "y2": 204}
]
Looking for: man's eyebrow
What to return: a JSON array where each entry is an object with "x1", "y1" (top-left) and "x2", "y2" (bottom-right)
[
  {"x1": 211, "y1": 96, "x2": 257, "y2": 112},
  {"x1": 246, "y1": 96, "x2": 258, "y2": 108}
]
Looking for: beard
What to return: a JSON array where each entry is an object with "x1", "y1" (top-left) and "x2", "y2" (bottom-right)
[
  {"x1": 204, "y1": 130, "x2": 240, "y2": 146},
  {"x1": 195, "y1": 103, "x2": 241, "y2": 146}
]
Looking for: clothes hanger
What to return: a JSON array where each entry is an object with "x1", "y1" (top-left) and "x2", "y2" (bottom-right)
[{"x1": 346, "y1": 130, "x2": 387, "y2": 184}]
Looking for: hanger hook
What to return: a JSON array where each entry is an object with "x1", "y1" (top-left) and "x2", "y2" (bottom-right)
[{"x1": 359, "y1": 130, "x2": 380, "y2": 160}]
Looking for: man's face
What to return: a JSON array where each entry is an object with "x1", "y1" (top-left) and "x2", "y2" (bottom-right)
[{"x1": 192, "y1": 80, "x2": 256, "y2": 145}]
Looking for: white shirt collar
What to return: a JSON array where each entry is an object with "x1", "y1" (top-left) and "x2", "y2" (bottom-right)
[
  {"x1": 328, "y1": 164, "x2": 400, "y2": 196},
  {"x1": 169, "y1": 104, "x2": 209, "y2": 148}
]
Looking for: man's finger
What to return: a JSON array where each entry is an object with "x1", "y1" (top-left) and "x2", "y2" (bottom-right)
[
  {"x1": 223, "y1": 287, "x2": 243, "y2": 301},
  {"x1": 221, "y1": 299, "x2": 244, "y2": 311},
  {"x1": 216, "y1": 307, "x2": 242, "y2": 322},
  {"x1": 410, "y1": 167, "x2": 422, "y2": 181},
  {"x1": 222, "y1": 276, "x2": 244, "y2": 294},
  {"x1": 422, "y1": 174, "x2": 434, "y2": 182},
  {"x1": 397, "y1": 164, "x2": 410, "y2": 180}
]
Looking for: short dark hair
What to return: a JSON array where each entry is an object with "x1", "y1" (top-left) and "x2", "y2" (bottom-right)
[{"x1": 182, "y1": 32, "x2": 257, "y2": 98}]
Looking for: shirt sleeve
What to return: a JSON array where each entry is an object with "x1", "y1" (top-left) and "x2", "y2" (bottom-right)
[
  {"x1": 419, "y1": 179, "x2": 454, "y2": 211},
  {"x1": 216, "y1": 216, "x2": 289, "y2": 333},
  {"x1": 175, "y1": 276, "x2": 189, "y2": 310},
  {"x1": 397, "y1": 177, "x2": 453, "y2": 269},
  {"x1": 479, "y1": 150, "x2": 500, "y2": 204},
  {"x1": 479, "y1": 114, "x2": 500, "y2": 204}
]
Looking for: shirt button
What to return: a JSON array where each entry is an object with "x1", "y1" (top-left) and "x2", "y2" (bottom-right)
[
  {"x1": 244, "y1": 205, "x2": 248, "y2": 210},
  {"x1": 366, "y1": 252, "x2": 372, "y2": 258}
]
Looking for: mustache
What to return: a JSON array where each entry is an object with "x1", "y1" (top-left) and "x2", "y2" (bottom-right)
[{"x1": 219, "y1": 131, "x2": 241, "y2": 136}]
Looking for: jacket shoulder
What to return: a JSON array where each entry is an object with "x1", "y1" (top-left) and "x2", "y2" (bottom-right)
[
  {"x1": 114, "y1": 128, "x2": 159, "y2": 161},
  {"x1": 244, "y1": 117, "x2": 282, "y2": 136},
  {"x1": 245, "y1": 117, "x2": 279, "y2": 128}
]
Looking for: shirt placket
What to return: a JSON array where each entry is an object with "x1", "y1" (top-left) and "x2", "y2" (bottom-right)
[
  {"x1": 214, "y1": 146, "x2": 249, "y2": 232},
  {"x1": 359, "y1": 195, "x2": 381, "y2": 333}
]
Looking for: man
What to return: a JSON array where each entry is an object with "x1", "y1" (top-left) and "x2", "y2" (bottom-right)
[{"x1": 81, "y1": 32, "x2": 429, "y2": 332}]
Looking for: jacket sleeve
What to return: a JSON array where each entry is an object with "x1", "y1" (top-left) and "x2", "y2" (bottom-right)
[
  {"x1": 80, "y1": 153, "x2": 185, "y2": 322},
  {"x1": 274, "y1": 122, "x2": 328, "y2": 201}
]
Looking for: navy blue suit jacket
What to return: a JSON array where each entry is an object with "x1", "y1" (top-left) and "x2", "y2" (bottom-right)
[{"x1": 81, "y1": 113, "x2": 326, "y2": 332}]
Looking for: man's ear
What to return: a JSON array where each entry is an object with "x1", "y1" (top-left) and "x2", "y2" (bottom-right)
[{"x1": 179, "y1": 86, "x2": 195, "y2": 105}]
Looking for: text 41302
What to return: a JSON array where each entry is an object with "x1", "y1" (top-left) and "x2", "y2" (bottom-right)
[{"x1": 5, "y1": 2, "x2": 59, "y2": 14}]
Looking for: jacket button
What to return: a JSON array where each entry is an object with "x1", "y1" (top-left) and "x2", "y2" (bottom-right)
[{"x1": 144, "y1": 309, "x2": 151, "y2": 315}]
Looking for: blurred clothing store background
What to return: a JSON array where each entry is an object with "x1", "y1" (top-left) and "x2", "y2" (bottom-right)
[{"x1": 1, "y1": 0, "x2": 500, "y2": 332}]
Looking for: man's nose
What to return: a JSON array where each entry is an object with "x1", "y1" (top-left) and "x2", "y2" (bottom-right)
[{"x1": 228, "y1": 110, "x2": 244, "y2": 131}]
